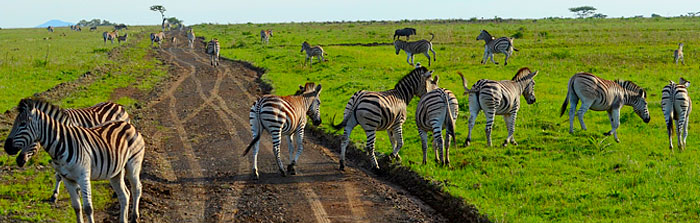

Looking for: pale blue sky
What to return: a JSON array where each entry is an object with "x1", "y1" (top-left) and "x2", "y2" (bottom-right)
[{"x1": 1, "y1": 0, "x2": 699, "y2": 28}]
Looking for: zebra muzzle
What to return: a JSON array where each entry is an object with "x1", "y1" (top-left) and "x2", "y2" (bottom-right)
[{"x1": 4, "y1": 138, "x2": 20, "y2": 155}]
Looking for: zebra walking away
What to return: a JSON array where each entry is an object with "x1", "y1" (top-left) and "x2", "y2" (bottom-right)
[
  {"x1": 662, "y1": 77, "x2": 692, "y2": 150},
  {"x1": 13, "y1": 100, "x2": 130, "y2": 203},
  {"x1": 476, "y1": 30, "x2": 519, "y2": 65},
  {"x1": 206, "y1": 38, "x2": 220, "y2": 67},
  {"x1": 560, "y1": 72, "x2": 650, "y2": 142},
  {"x1": 463, "y1": 68, "x2": 539, "y2": 147},
  {"x1": 674, "y1": 43, "x2": 684, "y2": 65},
  {"x1": 301, "y1": 41, "x2": 325, "y2": 67},
  {"x1": 331, "y1": 67, "x2": 437, "y2": 170},
  {"x1": 187, "y1": 29, "x2": 196, "y2": 49},
  {"x1": 4, "y1": 99, "x2": 144, "y2": 223},
  {"x1": 393, "y1": 28, "x2": 417, "y2": 40},
  {"x1": 260, "y1": 29, "x2": 273, "y2": 44},
  {"x1": 103, "y1": 30, "x2": 118, "y2": 44},
  {"x1": 415, "y1": 75, "x2": 462, "y2": 166},
  {"x1": 243, "y1": 83, "x2": 323, "y2": 179},
  {"x1": 394, "y1": 33, "x2": 436, "y2": 66},
  {"x1": 150, "y1": 32, "x2": 165, "y2": 47}
]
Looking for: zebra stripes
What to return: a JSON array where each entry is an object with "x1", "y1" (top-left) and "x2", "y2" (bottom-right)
[
  {"x1": 103, "y1": 31, "x2": 118, "y2": 44},
  {"x1": 47, "y1": 26, "x2": 54, "y2": 32},
  {"x1": 560, "y1": 72, "x2": 650, "y2": 142},
  {"x1": 477, "y1": 30, "x2": 519, "y2": 65},
  {"x1": 394, "y1": 33, "x2": 436, "y2": 66},
  {"x1": 674, "y1": 43, "x2": 684, "y2": 65},
  {"x1": 301, "y1": 41, "x2": 325, "y2": 67},
  {"x1": 463, "y1": 68, "x2": 539, "y2": 147},
  {"x1": 5, "y1": 99, "x2": 144, "y2": 223},
  {"x1": 662, "y1": 78, "x2": 692, "y2": 150},
  {"x1": 415, "y1": 76, "x2": 460, "y2": 166},
  {"x1": 243, "y1": 83, "x2": 323, "y2": 179},
  {"x1": 206, "y1": 38, "x2": 220, "y2": 67},
  {"x1": 331, "y1": 67, "x2": 436, "y2": 170},
  {"x1": 260, "y1": 29, "x2": 273, "y2": 44},
  {"x1": 117, "y1": 33, "x2": 128, "y2": 44},
  {"x1": 150, "y1": 32, "x2": 165, "y2": 47},
  {"x1": 187, "y1": 29, "x2": 196, "y2": 49}
]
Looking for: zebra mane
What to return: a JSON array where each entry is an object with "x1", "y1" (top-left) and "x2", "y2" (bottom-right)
[
  {"x1": 17, "y1": 97, "x2": 61, "y2": 114},
  {"x1": 614, "y1": 80, "x2": 647, "y2": 98},
  {"x1": 511, "y1": 67, "x2": 533, "y2": 82},
  {"x1": 395, "y1": 67, "x2": 429, "y2": 88},
  {"x1": 294, "y1": 82, "x2": 317, "y2": 96}
]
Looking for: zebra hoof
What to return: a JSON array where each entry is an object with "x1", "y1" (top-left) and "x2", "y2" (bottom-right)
[
  {"x1": 603, "y1": 131, "x2": 612, "y2": 136},
  {"x1": 48, "y1": 195, "x2": 58, "y2": 203},
  {"x1": 339, "y1": 161, "x2": 345, "y2": 171},
  {"x1": 251, "y1": 173, "x2": 259, "y2": 180},
  {"x1": 465, "y1": 139, "x2": 471, "y2": 147},
  {"x1": 494, "y1": 62, "x2": 499, "y2": 65},
  {"x1": 280, "y1": 170, "x2": 287, "y2": 177},
  {"x1": 287, "y1": 164, "x2": 297, "y2": 175},
  {"x1": 511, "y1": 141, "x2": 518, "y2": 146},
  {"x1": 502, "y1": 141, "x2": 508, "y2": 147}
]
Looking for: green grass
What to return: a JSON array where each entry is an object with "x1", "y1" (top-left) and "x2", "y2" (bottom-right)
[
  {"x1": 0, "y1": 26, "x2": 167, "y2": 222},
  {"x1": 195, "y1": 17, "x2": 700, "y2": 222}
]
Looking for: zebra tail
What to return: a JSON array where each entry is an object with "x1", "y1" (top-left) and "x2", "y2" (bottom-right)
[
  {"x1": 243, "y1": 102, "x2": 264, "y2": 156},
  {"x1": 242, "y1": 132, "x2": 261, "y2": 156},
  {"x1": 443, "y1": 91, "x2": 457, "y2": 148},
  {"x1": 330, "y1": 113, "x2": 348, "y2": 130},
  {"x1": 457, "y1": 72, "x2": 470, "y2": 95},
  {"x1": 429, "y1": 33, "x2": 435, "y2": 42},
  {"x1": 560, "y1": 79, "x2": 572, "y2": 117},
  {"x1": 513, "y1": 47, "x2": 519, "y2": 52}
]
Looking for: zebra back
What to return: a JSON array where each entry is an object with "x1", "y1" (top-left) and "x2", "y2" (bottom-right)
[
  {"x1": 207, "y1": 39, "x2": 220, "y2": 55},
  {"x1": 416, "y1": 88, "x2": 459, "y2": 135},
  {"x1": 301, "y1": 41, "x2": 324, "y2": 56}
]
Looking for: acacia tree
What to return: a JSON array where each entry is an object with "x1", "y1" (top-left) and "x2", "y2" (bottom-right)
[
  {"x1": 569, "y1": 6, "x2": 597, "y2": 18},
  {"x1": 150, "y1": 5, "x2": 167, "y2": 30}
]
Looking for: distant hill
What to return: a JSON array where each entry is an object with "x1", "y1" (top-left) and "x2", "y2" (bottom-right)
[{"x1": 35, "y1": 20, "x2": 73, "y2": 28}]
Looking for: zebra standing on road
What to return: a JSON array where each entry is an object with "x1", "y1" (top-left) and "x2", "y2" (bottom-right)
[
  {"x1": 415, "y1": 75, "x2": 462, "y2": 166},
  {"x1": 47, "y1": 26, "x2": 54, "y2": 32},
  {"x1": 662, "y1": 77, "x2": 692, "y2": 150},
  {"x1": 243, "y1": 83, "x2": 323, "y2": 179},
  {"x1": 187, "y1": 29, "x2": 196, "y2": 49},
  {"x1": 463, "y1": 68, "x2": 539, "y2": 147},
  {"x1": 301, "y1": 41, "x2": 325, "y2": 67},
  {"x1": 15, "y1": 100, "x2": 130, "y2": 203},
  {"x1": 674, "y1": 43, "x2": 685, "y2": 65},
  {"x1": 560, "y1": 72, "x2": 651, "y2": 142},
  {"x1": 476, "y1": 30, "x2": 519, "y2": 65},
  {"x1": 393, "y1": 28, "x2": 417, "y2": 40},
  {"x1": 394, "y1": 33, "x2": 436, "y2": 66},
  {"x1": 103, "y1": 30, "x2": 118, "y2": 44},
  {"x1": 260, "y1": 29, "x2": 273, "y2": 44},
  {"x1": 117, "y1": 33, "x2": 128, "y2": 44},
  {"x1": 150, "y1": 32, "x2": 165, "y2": 47},
  {"x1": 4, "y1": 99, "x2": 144, "y2": 223},
  {"x1": 331, "y1": 67, "x2": 436, "y2": 170},
  {"x1": 206, "y1": 38, "x2": 220, "y2": 67}
]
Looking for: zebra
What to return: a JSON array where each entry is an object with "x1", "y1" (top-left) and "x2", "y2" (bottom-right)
[
  {"x1": 103, "y1": 31, "x2": 118, "y2": 44},
  {"x1": 187, "y1": 29, "x2": 196, "y2": 49},
  {"x1": 150, "y1": 32, "x2": 165, "y2": 47},
  {"x1": 206, "y1": 38, "x2": 220, "y2": 67},
  {"x1": 462, "y1": 68, "x2": 539, "y2": 147},
  {"x1": 260, "y1": 29, "x2": 273, "y2": 44},
  {"x1": 13, "y1": 100, "x2": 130, "y2": 203},
  {"x1": 301, "y1": 41, "x2": 325, "y2": 67},
  {"x1": 415, "y1": 75, "x2": 463, "y2": 166},
  {"x1": 559, "y1": 72, "x2": 650, "y2": 143},
  {"x1": 89, "y1": 26, "x2": 97, "y2": 32},
  {"x1": 242, "y1": 83, "x2": 323, "y2": 179},
  {"x1": 117, "y1": 33, "x2": 128, "y2": 44},
  {"x1": 476, "y1": 30, "x2": 519, "y2": 65},
  {"x1": 47, "y1": 26, "x2": 54, "y2": 32},
  {"x1": 394, "y1": 33, "x2": 436, "y2": 66},
  {"x1": 393, "y1": 28, "x2": 417, "y2": 40},
  {"x1": 170, "y1": 36, "x2": 177, "y2": 45},
  {"x1": 4, "y1": 98, "x2": 144, "y2": 223},
  {"x1": 662, "y1": 77, "x2": 692, "y2": 150},
  {"x1": 674, "y1": 43, "x2": 684, "y2": 65},
  {"x1": 331, "y1": 67, "x2": 437, "y2": 170}
]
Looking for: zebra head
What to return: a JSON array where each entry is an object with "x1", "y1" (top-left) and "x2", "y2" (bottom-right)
[
  {"x1": 512, "y1": 68, "x2": 539, "y2": 104},
  {"x1": 617, "y1": 80, "x2": 651, "y2": 123},
  {"x1": 476, "y1": 30, "x2": 491, "y2": 41},
  {"x1": 427, "y1": 75, "x2": 440, "y2": 92},
  {"x1": 268, "y1": 30, "x2": 273, "y2": 37},
  {"x1": 5, "y1": 99, "x2": 41, "y2": 156},
  {"x1": 394, "y1": 40, "x2": 405, "y2": 55},
  {"x1": 298, "y1": 83, "x2": 323, "y2": 126},
  {"x1": 301, "y1": 41, "x2": 310, "y2": 52},
  {"x1": 401, "y1": 66, "x2": 434, "y2": 97}
]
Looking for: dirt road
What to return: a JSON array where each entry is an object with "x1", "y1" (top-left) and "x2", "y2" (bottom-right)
[{"x1": 123, "y1": 31, "x2": 447, "y2": 223}]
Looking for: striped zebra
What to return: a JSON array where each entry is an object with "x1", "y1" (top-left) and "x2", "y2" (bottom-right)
[
  {"x1": 260, "y1": 29, "x2": 273, "y2": 44},
  {"x1": 415, "y1": 75, "x2": 462, "y2": 166},
  {"x1": 476, "y1": 30, "x2": 519, "y2": 65},
  {"x1": 206, "y1": 38, "x2": 220, "y2": 67},
  {"x1": 331, "y1": 67, "x2": 436, "y2": 170},
  {"x1": 242, "y1": 82, "x2": 323, "y2": 179},
  {"x1": 662, "y1": 77, "x2": 692, "y2": 150},
  {"x1": 47, "y1": 26, "x2": 54, "y2": 32},
  {"x1": 674, "y1": 43, "x2": 684, "y2": 65},
  {"x1": 4, "y1": 99, "x2": 144, "y2": 223},
  {"x1": 14, "y1": 100, "x2": 130, "y2": 203},
  {"x1": 394, "y1": 33, "x2": 436, "y2": 66},
  {"x1": 463, "y1": 68, "x2": 539, "y2": 147},
  {"x1": 301, "y1": 41, "x2": 325, "y2": 67},
  {"x1": 559, "y1": 72, "x2": 650, "y2": 142},
  {"x1": 117, "y1": 33, "x2": 128, "y2": 44},
  {"x1": 150, "y1": 32, "x2": 165, "y2": 47},
  {"x1": 103, "y1": 30, "x2": 118, "y2": 44},
  {"x1": 187, "y1": 29, "x2": 196, "y2": 49}
]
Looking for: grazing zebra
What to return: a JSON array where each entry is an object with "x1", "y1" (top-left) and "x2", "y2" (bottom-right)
[
  {"x1": 393, "y1": 28, "x2": 417, "y2": 40},
  {"x1": 14, "y1": 100, "x2": 130, "y2": 203},
  {"x1": 150, "y1": 32, "x2": 165, "y2": 47},
  {"x1": 331, "y1": 67, "x2": 436, "y2": 170},
  {"x1": 187, "y1": 29, "x2": 196, "y2": 49},
  {"x1": 243, "y1": 83, "x2": 323, "y2": 179},
  {"x1": 662, "y1": 77, "x2": 692, "y2": 150},
  {"x1": 394, "y1": 33, "x2": 436, "y2": 66},
  {"x1": 4, "y1": 99, "x2": 144, "y2": 223},
  {"x1": 559, "y1": 72, "x2": 650, "y2": 142},
  {"x1": 47, "y1": 26, "x2": 54, "y2": 32},
  {"x1": 674, "y1": 43, "x2": 684, "y2": 65},
  {"x1": 206, "y1": 38, "x2": 220, "y2": 67},
  {"x1": 301, "y1": 41, "x2": 325, "y2": 67},
  {"x1": 117, "y1": 33, "x2": 128, "y2": 44},
  {"x1": 476, "y1": 30, "x2": 519, "y2": 65},
  {"x1": 462, "y1": 68, "x2": 539, "y2": 147},
  {"x1": 415, "y1": 75, "x2": 462, "y2": 166},
  {"x1": 103, "y1": 31, "x2": 118, "y2": 44},
  {"x1": 260, "y1": 29, "x2": 273, "y2": 44},
  {"x1": 89, "y1": 26, "x2": 97, "y2": 32}
]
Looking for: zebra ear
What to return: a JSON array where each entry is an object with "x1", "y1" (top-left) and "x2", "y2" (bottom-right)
[
  {"x1": 314, "y1": 84, "x2": 322, "y2": 94},
  {"x1": 528, "y1": 71, "x2": 539, "y2": 79},
  {"x1": 432, "y1": 75, "x2": 439, "y2": 84},
  {"x1": 422, "y1": 70, "x2": 433, "y2": 78}
]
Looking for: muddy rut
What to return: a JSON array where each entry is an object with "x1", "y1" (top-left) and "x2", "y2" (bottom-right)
[{"x1": 127, "y1": 31, "x2": 447, "y2": 223}]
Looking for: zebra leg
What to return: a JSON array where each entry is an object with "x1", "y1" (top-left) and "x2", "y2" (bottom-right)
[
  {"x1": 682, "y1": 110, "x2": 690, "y2": 149},
  {"x1": 49, "y1": 171, "x2": 62, "y2": 203},
  {"x1": 389, "y1": 126, "x2": 405, "y2": 162},
  {"x1": 568, "y1": 94, "x2": 579, "y2": 133},
  {"x1": 466, "y1": 97, "x2": 480, "y2": 146},
  {"x1": 126, "y1": 156, "x2": 143, "y2": 223},
  {"x1": 271, "y1": 133, "x2": 287, "y2": 176},
  {"x1": 502, "y1": 113, "x2": 518, "y2": 146},
  {"x1": 423, "y1": 52, "x2": 431, "y2": 66},
  {"x1": 109, "y1": 172, "x2": 129, "y2": 223},
  {"x1": 250, "y1": 133, "x2": 262, "y2": 179},
  {"x1": 489, "y1": 53, "x2": 498, "y2": 65},
  {"x1": 293, "y1": 129, "x2": 305, "y2": 173},
  {"x1": 339, "y1": 124, "x2": 356, "y2": 171},
  {"x1": 677, "y1": 119, "x2": 683, "y2": 150},
  {"x1": 432, "y1": 127, "x2": 444, "y2": 165},
  {"x1": 444, "y1": 129, "x2": 452, "y2": 167},
  {"x1": 78, "y1": 176, "x2": 95, "y2": 223},
  {"x1": 419, "y1": 129, "x2": 429, "y2": 165},
  {"x1": 504, "y1": 53, "x2": 510, "y2": 66},
  {"x1": 387, "y1": 130, "x2": 397, "y2": 159},
  {"x1": 286, "y1": 135, "x2": 296, "y2": 175},
  {"x1": 64, "y1": 180, "x2": 84, "y2": 223},
  {"x1": 365, "y1": 130, "x2": 380, "y2": 170},
  {"x1": 481, "y1": 47, "x2": 488, "y2": 64},
  {"x1": 484, "y1": 111, "x2": 496, "y2": 147},
  {"x1": 577, "y1": 102, "x2": 592, "y2": 131},
  {"x1": 665, "y1": 112, "x2": 674, "y2": 150},
  {"x1": 604, "y1": 109, "x2": 621, "y2": 143},
  {"x1": 406, "y1": 53, "x2": 412, "y2": 66}
]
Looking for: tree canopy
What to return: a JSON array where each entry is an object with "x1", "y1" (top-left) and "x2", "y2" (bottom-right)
[
  {"x1": 150, "y1": 5, "x2": 166, "y2": 19},
  {"x1": 569, "y1": 6, "x2": 597, "y2": 18}
]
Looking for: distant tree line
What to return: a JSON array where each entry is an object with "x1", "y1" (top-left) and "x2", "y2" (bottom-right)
[{"x1": 76, "y1": 19, "x2": 118, "y2": 27}]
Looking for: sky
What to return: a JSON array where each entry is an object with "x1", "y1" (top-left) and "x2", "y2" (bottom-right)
[{"x1": 1, "y1": 0, "x2": 700, "y2": 28}]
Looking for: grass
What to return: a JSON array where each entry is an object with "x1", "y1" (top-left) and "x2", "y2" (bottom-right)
[
  {"x1": 195, "y1": 17, "x2": 700, "y2": 222},
  {"x1": 0, "y1": 26, "x2": 167, "y2": 222}
]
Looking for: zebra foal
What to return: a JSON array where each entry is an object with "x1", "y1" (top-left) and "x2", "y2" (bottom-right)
[
  {"x1": 662, "y1": 77, "x2": 692, "y2": 150},
  {"x1": 415, "y1": 74, "x2": 463, "y2": 166},
  {"x1": 476, "y1": 30, "x2": 519, "y2": 65},
  {"x1": 301, "y1": 41, "x2": 325, "y2": 67},
  {"x1": 394, "y1": 33, "x2": 436, "y2": 66}
]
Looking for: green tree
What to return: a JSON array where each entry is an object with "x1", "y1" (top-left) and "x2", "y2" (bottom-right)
[
  {"x1": 569, "y1": 6, "x2": 597, "y2": 18},
  {"x1": 150, "y1": 5, "x2": 167, "y2": 30}
]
